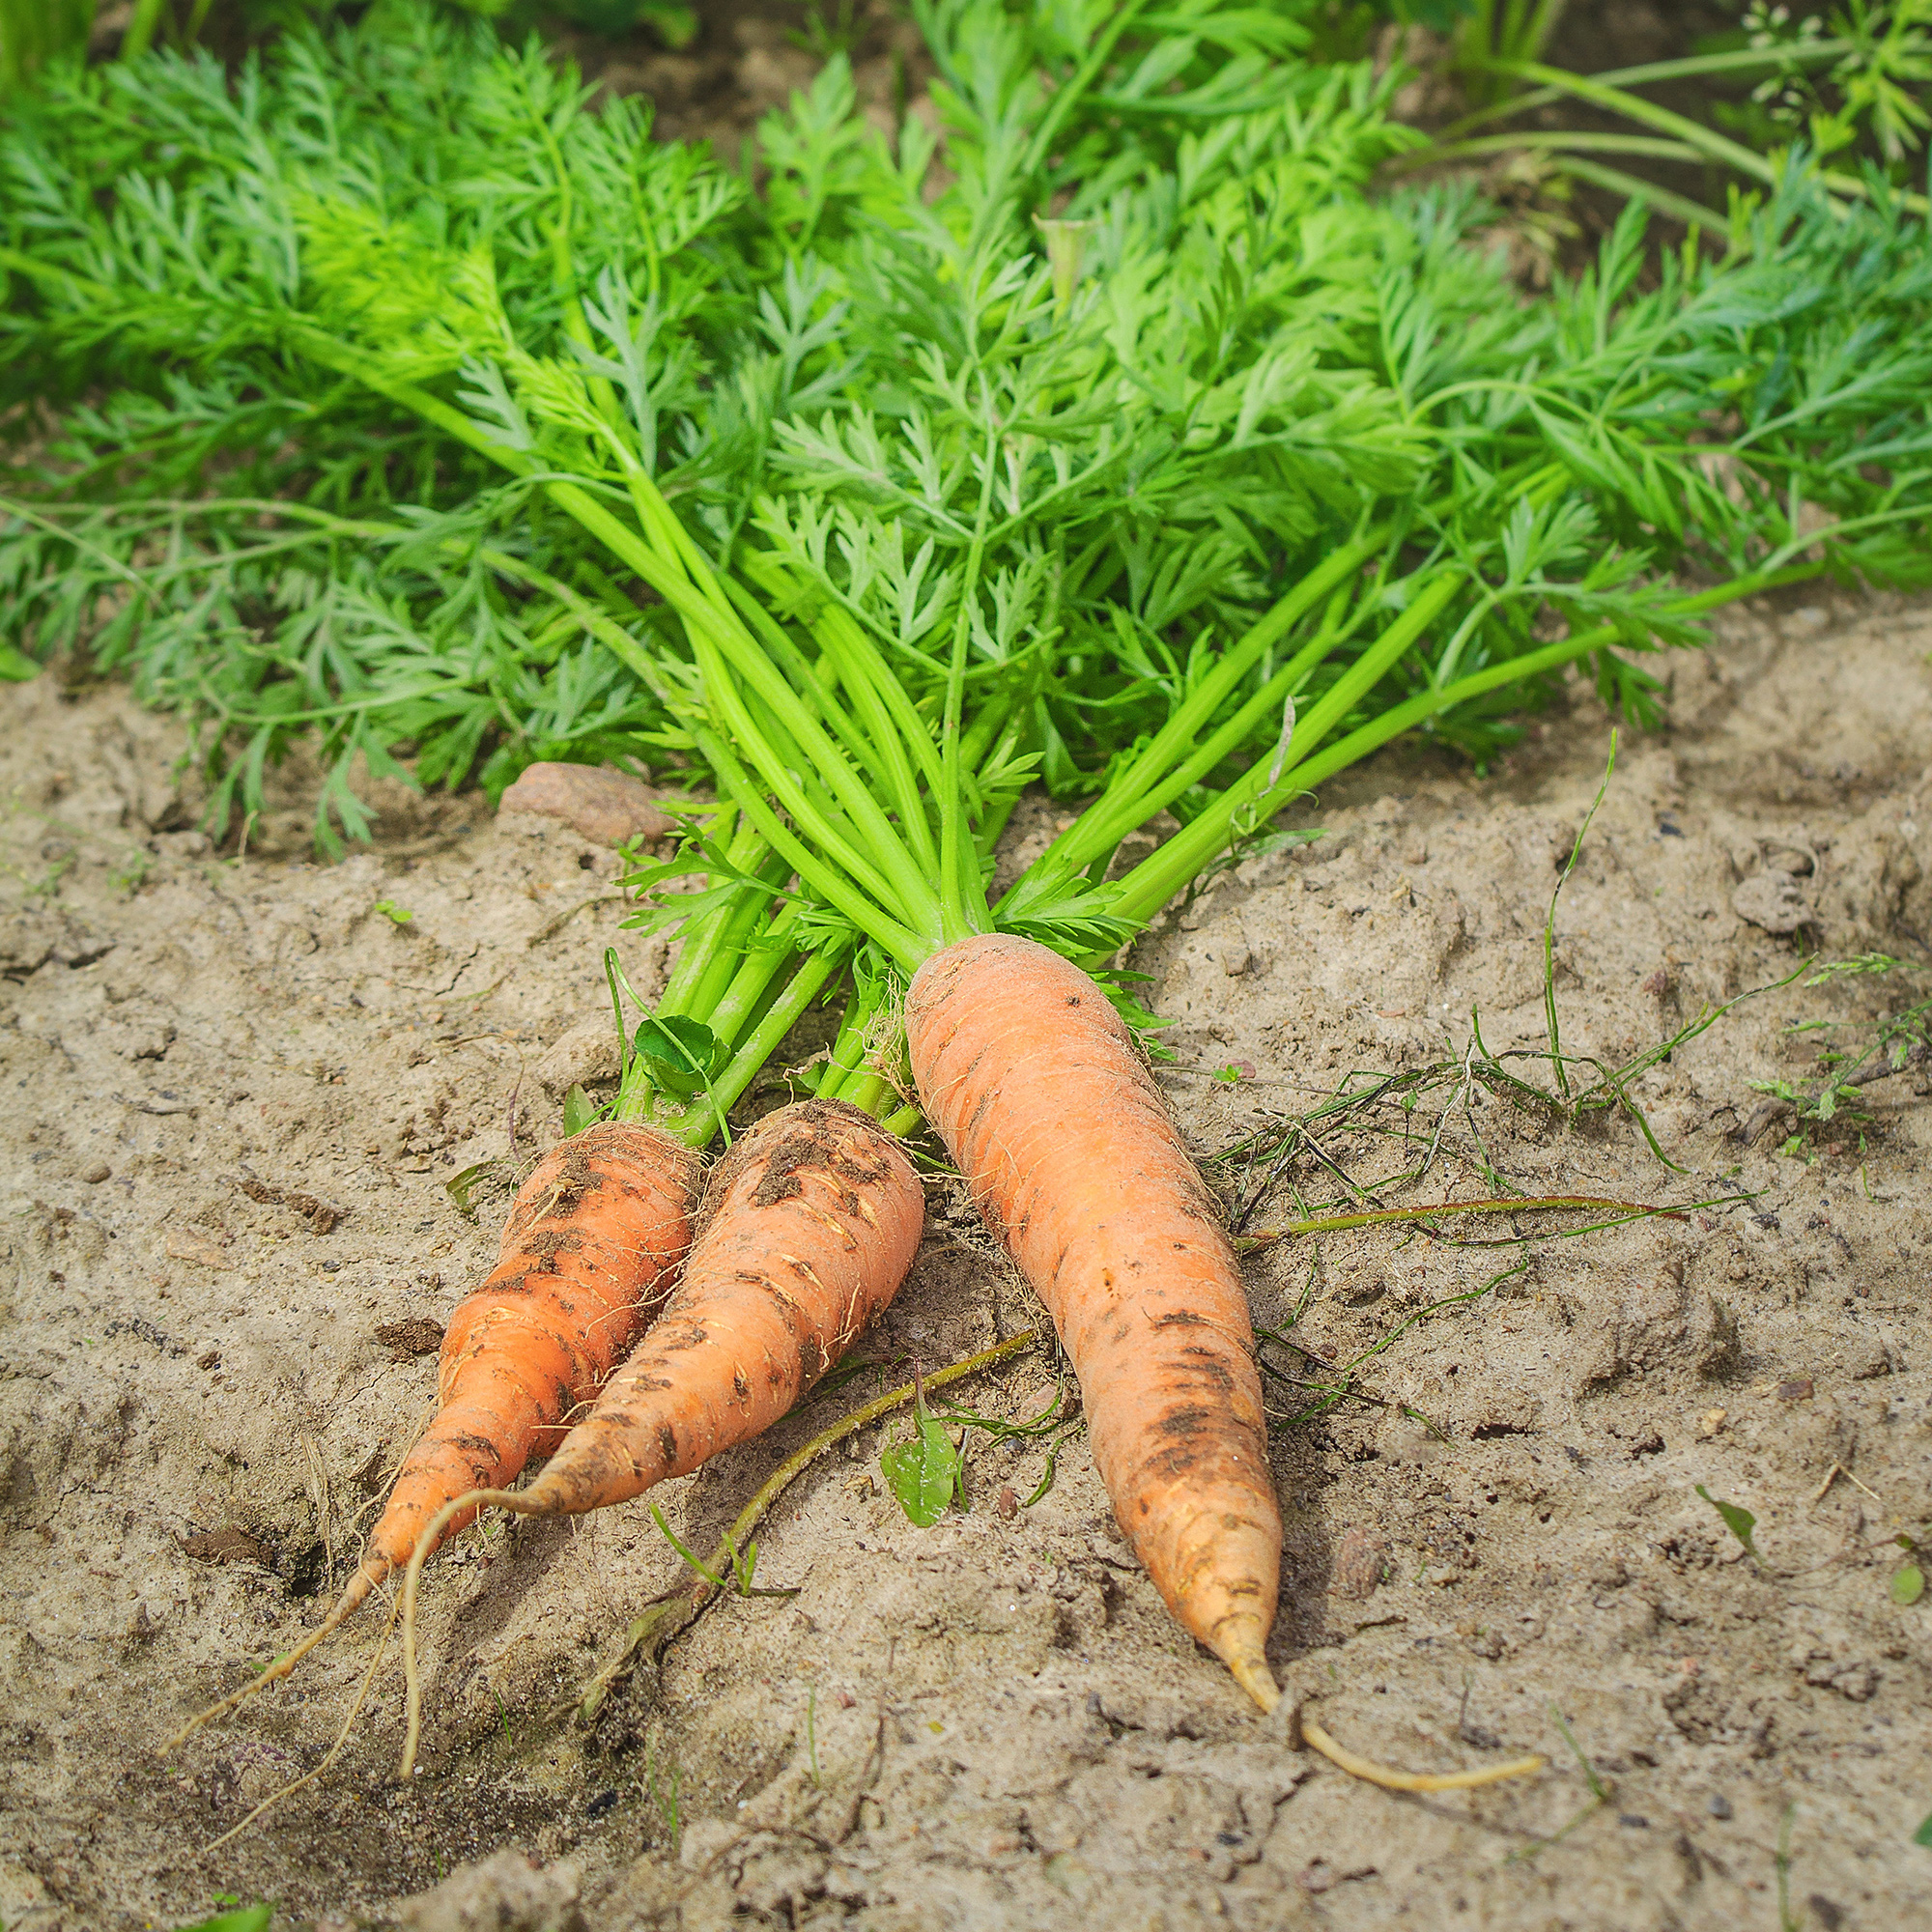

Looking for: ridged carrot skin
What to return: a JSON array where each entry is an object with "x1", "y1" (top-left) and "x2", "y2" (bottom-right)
[
  {"x1": 521, "y1": 1097, "x2": 924, "y2": 1514},
  {"x1": 905, "y1": 932, "x2": 1283, "y2": 1707},
  {"x1": 347, "y1": 1122, "x2": 701, "y2": 1612}
]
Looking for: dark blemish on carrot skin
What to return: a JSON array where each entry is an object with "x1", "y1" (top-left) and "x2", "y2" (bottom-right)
[
  {"x1": 732, "y1": 1369, "x2": 750, "y2": 1401},
  {"x1": 1173, "y1": 1351, "x2": 1236, "y2": 1393},
  {"x1": 658, "y1": 1424, "x2": 677, "y2": 1467},
  {"x1": 451, "y1": 1431, "x2": 497, "y2": 1461},
  {"x1": 1154, "y1": 1406, "x2": 1215, "y2": 1439}
]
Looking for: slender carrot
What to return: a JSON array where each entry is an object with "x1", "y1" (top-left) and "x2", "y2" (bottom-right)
[
  {"x1": 904, "y1": 932, "x2": 1284, "y2": 1711},
  {"x1": 166, "y1": 1121, "x2": 699, "y2": 1749},
  {"x1": 398, "y1": 1095, "x2": 923, "y2": 1772}
]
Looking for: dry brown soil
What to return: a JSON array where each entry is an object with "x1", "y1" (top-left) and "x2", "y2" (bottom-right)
[{"x1": 3, "y1": 586, "x2": 1930, "y2": 1932}]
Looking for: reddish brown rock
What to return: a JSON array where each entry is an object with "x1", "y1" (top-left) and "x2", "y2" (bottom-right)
[
  {"x1": 498, "y1": 762, "x2": 674, "y2": 847},
  {"x1": 1331, "y1": 1525, "x2": 1392, "y2": 1601}
]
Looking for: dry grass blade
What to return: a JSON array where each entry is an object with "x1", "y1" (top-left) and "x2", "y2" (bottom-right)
[{"x1": 1240, "y1": 1192, "x2": 1694, "y2": 1244}]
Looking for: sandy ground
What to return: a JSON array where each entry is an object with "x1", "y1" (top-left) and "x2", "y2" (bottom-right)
[{"x1": 2, "y1": 588, "x2": 1930, "y2": 1932}]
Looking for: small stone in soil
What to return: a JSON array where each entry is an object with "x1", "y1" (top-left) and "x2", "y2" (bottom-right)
[
  {"x1": 1708, "y1": 1793, "x2": 1733, "y2": 1819},
  {"x1": 1332, "y1": 1525, "x2": 1392, "y2": 1601},
  {"x1": 1776, "y1": 1378, "x2": 1815, "y2": 1403},
  {"x1": 498, "y1": 761, "x2": 674, "y2": 847},
  {"x1": 81, "y1": 1161, "x2": 111, "y2": 1183}
]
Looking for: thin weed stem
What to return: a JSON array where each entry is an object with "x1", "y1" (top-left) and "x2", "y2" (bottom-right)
[{"x1": 575, "y1": 1329, "x2": 1044, "y2": 1721}]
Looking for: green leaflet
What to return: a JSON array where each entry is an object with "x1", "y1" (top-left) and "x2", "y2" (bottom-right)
[
  {"x1": 174, "y1": 1906, "x2": 274, "y2": 1932},
  {"x1": 630, "y1": 1014, "x2": 725, "y2": 1099},
  {"x1": 1696, "y1": 1484, "x2": 1766, "y2": 1568},
  {"x1": 882, "y1": 1379, "x2": 963, "y2": 1527}
]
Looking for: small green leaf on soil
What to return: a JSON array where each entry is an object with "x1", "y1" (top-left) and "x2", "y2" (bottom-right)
[
  {"x1": 1917, "y1": 1810, "x2": 1932, "y2": 1849},
  {"x1": 445, "y1": 1159, "x2": 504, "y2": 1220},
  {"x1": 563, "y1": 1083, "x2": 596, "y2": 1136},
  {"x1": 1695, "y1": 1485, "x2": 1763, "y2": 1565},
  {"x1": 1892, "y1": 1563, "x2": 1924, "y2": 1606},
  {"x1": 179, "y1": 1904, "x2": 273, "y2": 1932},
  {"x1": 883, "y1": 1382, "x2": 961, "y2": 1527},
  {"x1": 374, "y1": 899, "x2": 413, "y2": 923}
]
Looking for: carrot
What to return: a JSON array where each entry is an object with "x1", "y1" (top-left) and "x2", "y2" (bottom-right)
[
  {"x1": 904, "y1": 931, "x2": 1284, "y2": 1711},
  {"x1": 168, "y1": 1120, "x2": 700, "y2": 1747},
  {"x1": 397, "y1": 1095, "x2": 923, "y2": 1769}
]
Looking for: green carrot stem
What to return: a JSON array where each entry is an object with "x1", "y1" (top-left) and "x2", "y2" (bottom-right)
[
  {"x1": 1051, "y1": 558, "x2": 1378, "y2": 874},
  {"x1": 689, "y1": 724, "x2": 931, "y2": 971},
  {"x1": 1435, "y1": 39, "x2": 1852, "y2": 141},
  {"x1": 1092, "y1": 530, "x2": 1384, "y2": 811},
  {"x1": 683, "y1": 861, "x2": 797, "y2": 1026},
  {"x1": 1102, "y1": 557, "x2": 1823, "y2": 934},
  {"x1": 814, "y1": 999, "x2": 873, "y2": 1101},
  {"x1": 1095, "y1": 569, "x2": 1464, "y2": 926},
  {"x1": 665, "y1": 942, "x2": 849, "y2": 1148},
  {"x1": 1483, "y1": 61, "x2": 1783, "y2": 188}
]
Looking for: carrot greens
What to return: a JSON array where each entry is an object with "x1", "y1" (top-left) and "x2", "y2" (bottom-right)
[{"x1": 3, "y1": 0, "x2": 1930, "y2": 1094}]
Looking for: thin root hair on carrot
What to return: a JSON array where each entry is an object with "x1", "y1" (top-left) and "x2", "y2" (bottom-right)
[
  {"x1": 400, "y1": 1485, "x2": 551, "y2": 1779},
  {"x1": 198, "y1": 1589, "x2": 404, "y2": 1855},
  {"x1": 164, "y1": 1601, "x2": 361, "y2": 1755},
  {"x1": 571, "y1": 1327, "x2": 1046, "y2": 1725},
  {"x1": 1299, "y1": 1714, "x2": 1546, "y2": 1794}
]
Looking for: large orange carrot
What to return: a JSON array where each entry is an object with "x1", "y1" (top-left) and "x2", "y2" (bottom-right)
[
  {"x1": 396, "y1": 1097, "x2": 923, "y2": 1768},
  {"x1": 905, "y1": 932, "x2": 1284, "y2": 1709},
  {"x1": 169, "y1": 1121, "x2": 699, "y2": 1746}
]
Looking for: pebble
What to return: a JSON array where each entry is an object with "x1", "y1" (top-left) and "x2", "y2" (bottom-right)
[
  {"x1": 498, "y1": 760, "x2": 674, "y2": 847},
  {"x1": 81, "y1": 1161, "x2": 111, "y2": 1183},
  {"x1": 1708, "y1": 1793, "x2": 1733, "y2": 1819}
]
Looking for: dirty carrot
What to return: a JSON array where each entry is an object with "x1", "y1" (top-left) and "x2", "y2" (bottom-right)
[
  {"x1": 906, "y1": 931, "x2": 1283, "y2": 1708},
  {"x1": 398, "y1": 1096, "x2": 923, "y2": 1773},
  {"x1": 166, "y1": 1120, "x2": 699, "y2": 1749}
]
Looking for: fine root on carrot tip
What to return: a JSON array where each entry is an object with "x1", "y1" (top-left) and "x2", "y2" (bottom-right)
[
  {"x1": 162, "y1": 1611, "x2": 348, "y2": 1754},
  {"x1": 199, "y1": 1591, "x2": 403, "y2": 1854},
  {"x1": 399, "y1": 1486, "x2": 549, "y2": 1781},
  {"x1": 1228, "y1": 1651, "x2": 1282, "y2": 1716},
  {"x1": 1300, "y1": 1715, "x2": 1545, "y2": 1793}
]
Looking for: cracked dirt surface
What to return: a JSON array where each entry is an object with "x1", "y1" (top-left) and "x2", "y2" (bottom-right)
[{"x1": 2, "y1": 589, "x2": 1929, "y2": 1932}]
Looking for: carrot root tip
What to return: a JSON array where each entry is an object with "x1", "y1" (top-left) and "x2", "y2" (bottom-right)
[
  {"x1": 1227, "y1": 1649, "x2": 1283, "y2": 1717},
  {"x1": 1300, "y1": 1715, "x2": 1547, "y2": 1793}
]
